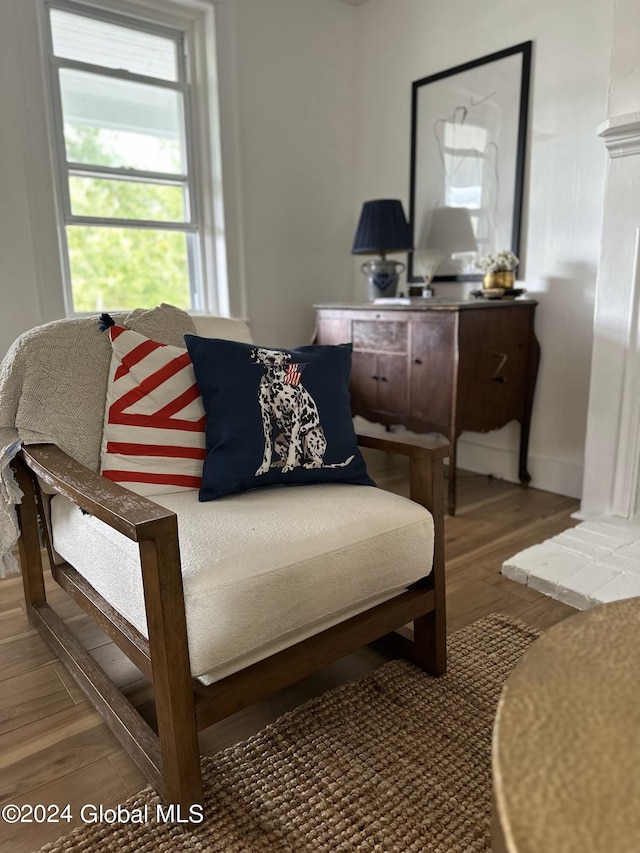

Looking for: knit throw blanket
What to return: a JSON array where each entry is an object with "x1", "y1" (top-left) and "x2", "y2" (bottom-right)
[{"x1": 0, "y1": 304, "x2": 196, "y2": 577}]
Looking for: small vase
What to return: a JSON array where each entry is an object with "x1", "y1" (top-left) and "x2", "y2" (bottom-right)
[
  {"x1": 361, "y1": 259, "x2": 406, "y2": 300},
  {"x1": 483, "y1": 271, "x2": 515, "y2": 291}
]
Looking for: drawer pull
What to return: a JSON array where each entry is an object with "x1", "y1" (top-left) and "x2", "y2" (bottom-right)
[
  {"x1": 371, "y1": 375, "x2": 379, "y2": 381},
  {"x1": 412, "y1": 358, "x2": 422, "y2": 365},
  {"x1": 380, "y1": 376, "x2": 388, "y2": 382},
  {"x1": 491, "y1": 352, "x2": 508, "y2": 382}
]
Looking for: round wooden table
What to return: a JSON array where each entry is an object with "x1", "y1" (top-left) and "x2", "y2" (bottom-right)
[{"x1": 492, "y1": 598, "x2": 640, "y2": 852}]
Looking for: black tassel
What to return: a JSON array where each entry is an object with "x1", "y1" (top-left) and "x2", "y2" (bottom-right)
[{"x1": 98, "y1": 313, "x2": 115, "y2": 332}]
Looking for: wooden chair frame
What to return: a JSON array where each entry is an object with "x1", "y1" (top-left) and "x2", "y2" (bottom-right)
[{"x1": 14, "y1": 431, "x2": 448, "y2": 808}]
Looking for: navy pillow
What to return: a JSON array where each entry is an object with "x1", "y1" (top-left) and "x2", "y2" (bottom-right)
[{"x1": 184, "y1": 336, "x2": 375, "y2": 500}]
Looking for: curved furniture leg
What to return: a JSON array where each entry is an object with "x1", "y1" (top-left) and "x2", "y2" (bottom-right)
[{"x1": 519, "y1": 324, "x2": 541, "y2": 486}]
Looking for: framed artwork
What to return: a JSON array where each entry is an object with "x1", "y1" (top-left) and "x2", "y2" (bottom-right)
[{"x1": 408, "y1": 41, "x2": 532, "y2": 283}]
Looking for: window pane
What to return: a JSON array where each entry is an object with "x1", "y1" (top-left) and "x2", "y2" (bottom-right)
[
  {"x1": 67, "y1": 226, "x2": 191, "y2": 312},
  {"x1": 60, "y1": 69, "x2": 185, "y2": 172},
  {"x1": 69, "y1": 176, "x2": 186, "y2": 222},
  {"x1": 50, "y1": 9, "x2": 179, "y2": 82}
]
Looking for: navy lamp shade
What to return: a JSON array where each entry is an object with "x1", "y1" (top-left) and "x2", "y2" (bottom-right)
[
  {"x1": 351, "y1": 199, "x2": 413, "y2": 257},
  {"x1": 351, "y1": 199, "x2": 413, "y2": 300}
]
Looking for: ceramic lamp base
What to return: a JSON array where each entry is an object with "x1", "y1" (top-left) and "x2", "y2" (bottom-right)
[{"x1": 361, "y1": 258, "x2": 406, "y2": 301}]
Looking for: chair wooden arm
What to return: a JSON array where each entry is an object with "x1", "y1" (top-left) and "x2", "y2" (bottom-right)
[
  {"x1": 357, "y1": 429, "x2": 450, "y2": 516},
  {"x1": 357, "y1": 430, "x2": 450, "y2": 461},
  {"x1": 19, "y1": 444, "x2": 177, "y2": 542}
]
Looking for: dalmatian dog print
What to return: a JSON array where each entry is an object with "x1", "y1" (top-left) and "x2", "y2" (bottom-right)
[{"x1": 250, "y1": 347, "x2": 355, "y2": 475}]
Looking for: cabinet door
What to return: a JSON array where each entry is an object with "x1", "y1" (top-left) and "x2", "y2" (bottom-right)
[
  {"x1": 457, "y1": 307, "x2": 531, "y2": 431},
  {"x1": 409, "y1": 315, "x2": 456, "y2": 430},
  {"x1": 351, "y1": 319, "x2": 409, "y2": 419},
  {"x1": 350, "y1": 351, "x2": 380, "y2": 411},
  {"x1": 376, "y1": 353, "x2": 408, "y2": 415},
  {"x1": 350, "y1": 352, "x2": 408, "y2": 416}
]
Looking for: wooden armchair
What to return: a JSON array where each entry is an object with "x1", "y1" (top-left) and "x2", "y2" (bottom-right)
[{"x1": 12, "y1": 318, "x2": 448, "y2": 810}]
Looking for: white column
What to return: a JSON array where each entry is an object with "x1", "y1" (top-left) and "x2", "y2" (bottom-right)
[{"x1": 580, "y1": 115, "x2": 640, "y2": 519}]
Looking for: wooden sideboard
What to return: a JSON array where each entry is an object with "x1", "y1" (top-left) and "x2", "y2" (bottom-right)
[{"x1": 314, "y1": 300, "x2": 540, "y2": 515}]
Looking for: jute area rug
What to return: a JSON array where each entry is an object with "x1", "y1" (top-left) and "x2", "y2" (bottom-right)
[{"x1": 41, "y1": 614, "x2": 540, "y2": 853}]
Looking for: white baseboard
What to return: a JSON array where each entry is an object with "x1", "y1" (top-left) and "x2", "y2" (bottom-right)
[
  {"x1": 456, "y1": 437, "x2": 583, "y2": 500},
  {"x1": 353, "y1": 418, "x2": 583, "y2": 500}
]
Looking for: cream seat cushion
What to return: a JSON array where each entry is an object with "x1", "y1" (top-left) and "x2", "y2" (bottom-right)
[{"x1": 51, "y1": 484, "x2": 434, "y2": 685}]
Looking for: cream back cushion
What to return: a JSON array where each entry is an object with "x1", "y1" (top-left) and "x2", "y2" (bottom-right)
[{"x1": 191, "y1": 315, "x2": 253, "y2": 344}]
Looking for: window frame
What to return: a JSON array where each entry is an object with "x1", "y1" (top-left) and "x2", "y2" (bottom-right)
[{"x1": 41, "y1": 0, "x2": 226, "y2": 316}]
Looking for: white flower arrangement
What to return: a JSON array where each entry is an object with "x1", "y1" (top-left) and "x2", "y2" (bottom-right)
[{"x1": 475, "y1": 250, "x2": 519, "y2": 274}]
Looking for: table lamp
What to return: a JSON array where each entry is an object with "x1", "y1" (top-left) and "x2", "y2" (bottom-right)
[
  {"x1": 424, "y1": 206, "x2": 477, "y2": 276},
  {"x1": 352, "y1": 199, "x2": 413, "y2": 300}
]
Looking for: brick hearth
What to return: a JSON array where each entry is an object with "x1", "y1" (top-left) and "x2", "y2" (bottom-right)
[{"x1": 502, "y1": 518, "x2": 640, "y2": 609}]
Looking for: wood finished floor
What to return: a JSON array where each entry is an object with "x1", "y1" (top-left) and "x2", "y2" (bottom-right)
[{"x1": 0, "y1": 451, "x2": 579, "y2": 852}]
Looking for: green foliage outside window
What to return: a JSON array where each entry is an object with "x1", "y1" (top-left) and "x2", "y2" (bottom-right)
[{"x1": 65, "y1": 126, "x2": 192, "y2": 313}]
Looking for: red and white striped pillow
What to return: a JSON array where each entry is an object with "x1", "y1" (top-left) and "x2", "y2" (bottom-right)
[{"x1": 100, "y1": 325, "x2": 207, "y2": 495}]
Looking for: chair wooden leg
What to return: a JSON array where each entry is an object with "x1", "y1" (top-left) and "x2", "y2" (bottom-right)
[
  {"x1": 139, "y1": 534, "x2": 203, "y2": 808},
  {"x1": 14, "y1": 455, "x2": 47, "y2": 610},
  {"x1": 409, "y1": 452, "x2": 447, "y2": 675},
  {"x1": 413, "y1": 609, "x2": 446, "y2": 675}
]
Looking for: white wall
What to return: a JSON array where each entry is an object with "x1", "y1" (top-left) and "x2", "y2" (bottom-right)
[
  {"x1": 352, "y1": 0, "x2": 614, "y2": 498},
  {"x1": 0, "y1": 1, "x2": 66, "y2": 359},
  {"x1": 223, "y1": 0, "x2": 358, "y2": 347}
]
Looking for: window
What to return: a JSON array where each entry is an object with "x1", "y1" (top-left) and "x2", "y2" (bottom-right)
[{"x1": 43, "y1": 0, "x2": 225, "y2": 315}]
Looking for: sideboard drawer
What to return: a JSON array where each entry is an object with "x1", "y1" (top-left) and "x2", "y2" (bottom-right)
[{"x1": 352, "y1": 320, "x2": 407, "y2": 352}]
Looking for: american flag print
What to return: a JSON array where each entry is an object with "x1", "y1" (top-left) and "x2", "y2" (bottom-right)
[
  {"x1": 284, "y1": 363, "x2": 306, "y2": 386},
  {"x1": 100, "y1": 325, "x2": 207, "y2": 495}
]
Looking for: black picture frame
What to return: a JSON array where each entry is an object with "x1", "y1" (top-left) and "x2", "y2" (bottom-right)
[{"x1": 408, "y1": 41, "x2": 532, "y2": 283}]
